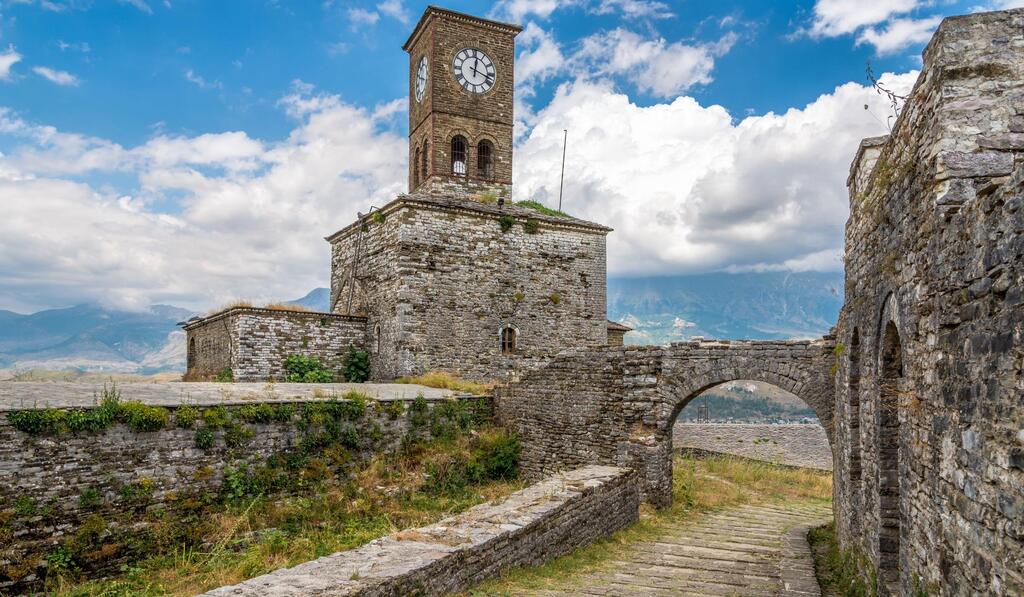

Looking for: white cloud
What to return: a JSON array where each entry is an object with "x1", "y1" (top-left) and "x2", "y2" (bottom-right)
[
  {"x1": 32, "y1": 66, "x2": 80, "y2": 86},
  {"x1": 491, "y1": 0, "x2": 565, "y2": 21},
  {"x1": 857, "y1": 16, "x2": 942, "y2": 55},
  {"x1": 490, "y1": 0, "x2": 672, "y2": 21},
  {"x1": 118, "y1": 0, "x2": 153, "y2": 14},
  {"x1": 0, "y1": 86, "x2": 408, "y2": 312},
  {"x1": 512, "y1": 72, "x2": 919, "y2": 277},
  {"x1": 376, "y1": 0, "x2": 408, "y2": 23},
  {"x1": 0, "y1": 46, "x2": 22, "y2": 81},
  {"x1": 348, "y1": 7, "x2": 380, "y2": 27},
  {"x1": 991, "y1": 0, "x2": 1024, "y2": 6},
  {"x1": 573, "y1": 29, "x2": 736, "y2": 98},
  {"x1": 808, "y1": 0, "x2": 921, "y2": 37},
  {"x1": 184, "y1": 68, "x2": 221, "y2": 90},
  {"x1": 593, "y1": 0, "x2": 672, "y2": 19},
  {"x1": 517, "y1": 23, "x2": 565, "y2": 87}
]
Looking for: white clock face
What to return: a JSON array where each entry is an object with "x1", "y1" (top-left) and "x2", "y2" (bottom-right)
[
  {"x1": 452, "y1": 48, "x2": 495, "y2": 94},
  {"x1": 415, "y1": 56, "x2": 428, "y2": 103}
]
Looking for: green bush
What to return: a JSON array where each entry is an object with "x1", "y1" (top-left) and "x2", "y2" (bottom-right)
[
  {"x1": 284, "y1": 354, "x2": 336, "y2": 383},
  {"x1": 214, "y1": 367, "x2": 234, "y2": 382},
  {"x1": 195, "y1": 427, "x2": 215, "y2": 449},
  {"x1": 476, "y1": 430, "x2": 519, "y2": 481},
  {"x1": 343, "y1": 347, "x2": 370, "y2": 382},
  {"x1": 524, "y1": 218, "x2": 540, "y2": 234},
  {"x1": 119, "y1": 401, "x2": 169, "y2": 432},
  {"x1": 202, "y1": 406, "x2": 231, "y2": 428},
  {"x1": 224, "y1": 423, "x2": 254, "y2": 448},
  {"x1": 238, "y1": 403, "x2": 275, "y2": 424},
  {"x1": 6, "y1": 387, "x2": 169, "y2": 435},
  {"x1": 408, "y1": 395, "x2": 429, "y2": 428},
  {"x1": 498, "y1": 215, "x2": 516, "y2": 232},
  {"x1": 175, "y1": 405, "x2": 199, "y2": 428}
]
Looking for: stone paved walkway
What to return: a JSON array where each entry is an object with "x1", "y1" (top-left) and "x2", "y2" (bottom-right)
[{"x1": 517, "y1": 501, "x2": 831, "y2": 597}]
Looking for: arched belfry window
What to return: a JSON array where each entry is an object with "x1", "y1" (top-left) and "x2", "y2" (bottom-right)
[
  {"x1": 500, "y1": 326, "x2": 517, "y2": 355},
  {"x1": 451, "y1": 136, "x2": 467, "y2": 176},
  {"x1": 413, "y1": 146, "x2": 421, "y2": 187},
  {"x1": 477, "y1": 140, "x2": 493, "y2": 178},
  {"x1": 421, "y1": 142, "x2": 430, "y2": 181}
]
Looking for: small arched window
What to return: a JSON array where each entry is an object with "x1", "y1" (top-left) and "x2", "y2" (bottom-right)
[
  {"x1": 187, "y1": 338, "x2": 196, "y2": 369},
  {"x1": 413, "y1": 146, "x2": 421, "y2": 187},
  {"x1": 451, "y1": 136, "x2": 467, "y2": 176},
  {"x1": 500, "y1": 326, "x2": 517, "y2": 355},
  {"x1": 421, "y1": 142, "x2": 430, "y2": 181},
  {"x1": 477, "y1": 140, "x2": 493, "y2": 178}
]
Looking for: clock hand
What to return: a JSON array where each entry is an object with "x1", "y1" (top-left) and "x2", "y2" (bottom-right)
[{"x1": 471, "y1": 59, "x2": 484, "y2": 79}]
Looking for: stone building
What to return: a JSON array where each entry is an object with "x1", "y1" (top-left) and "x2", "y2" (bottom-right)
[{"x1": 183, "y1": 6, "x2": 629, "y2": 382}]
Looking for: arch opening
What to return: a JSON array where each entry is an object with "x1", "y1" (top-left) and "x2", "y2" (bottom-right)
[
  {"x1": 849, "y1": 329, "x2": 863, "y2": 508},
  {"x1": 877, "y1": 321, "x2": 903, "y2": 593}
]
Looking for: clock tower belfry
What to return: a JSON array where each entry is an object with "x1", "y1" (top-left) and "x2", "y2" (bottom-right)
[{"x1": 403, "y1": 6, "x2": 521, "y2": 198}]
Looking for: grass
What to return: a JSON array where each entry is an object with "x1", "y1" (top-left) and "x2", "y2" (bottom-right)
[
  {"x1": 464, "y1": 454, "x2": 833, "y2": 596},
  {"x1": 515, "y1": 200, "x2": 571, "y2": 219},
  {"x1": 396, "y1": 371, "x2": 495, "y2": 395},
  {"x1": 261, "y1": 302, "x2": 312, "y2": 312},
  {"x1": 46, "y1": 428, "x2": 522, "y2": 597},
  {"x1": 808, "y1": 522, "x2": 874, "y2": 596}
]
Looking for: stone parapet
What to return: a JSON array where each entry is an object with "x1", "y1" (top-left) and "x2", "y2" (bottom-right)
[{"x1": 202, "y1": 465, "x2": 638, "y2": 596}]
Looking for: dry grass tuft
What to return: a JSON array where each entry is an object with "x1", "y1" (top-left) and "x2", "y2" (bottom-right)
[
  {"x1": 396, "y1": 371, "x2": 494, "y2": 395},
  {"x1": 262, "y1": 303, "x2": 312, "y2": 312}
]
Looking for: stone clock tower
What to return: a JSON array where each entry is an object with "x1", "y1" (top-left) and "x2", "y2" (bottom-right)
[{"x1": 403, "y1": 6, "x2": 521, "y2": 198}]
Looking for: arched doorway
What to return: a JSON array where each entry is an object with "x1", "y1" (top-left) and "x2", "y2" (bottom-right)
[{"x1": 877, "y1": 321, "x2": 903, "y2": 594}]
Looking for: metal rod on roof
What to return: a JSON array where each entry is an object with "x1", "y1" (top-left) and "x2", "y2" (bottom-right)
[{"x1": 558, "y1": 129, "x2": 567, "y2": 212}]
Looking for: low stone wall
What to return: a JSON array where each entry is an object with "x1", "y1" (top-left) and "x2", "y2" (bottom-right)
[
  {"x1": 203, "y1": 465, "x2": 638, "y2": 596},
  {"x1": 0, "y1": 386, "x2": 486, "y2": 593},
  {"x1": 674, "y1": 423, "x2": 833, "y2": 471},
  {"x1": 184, "y1": 307, "x2": 368, "y2": 382}
]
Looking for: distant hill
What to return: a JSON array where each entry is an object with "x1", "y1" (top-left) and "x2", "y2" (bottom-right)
[
  {"x1": 678, "y1": 380, "x2": 818, "y2": 423},
  {"x1": 608, "y1": 271, "x2": 843, "y2": 344},
  {"x1": 0, "y1": 271, "x2": 843, "y2": 374},
  {"x1": 0, "y1": 304, "x2": 193, "y2": 374}
]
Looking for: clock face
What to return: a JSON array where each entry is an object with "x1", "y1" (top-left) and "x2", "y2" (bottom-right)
[
  {"x1": 452, "y1": 48, "x2": 495, "y2": 94},
  {"x1": 414, "y1": 56, "x2": 428, "y2": 103}
]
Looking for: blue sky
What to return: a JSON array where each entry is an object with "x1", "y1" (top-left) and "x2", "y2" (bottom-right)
[{"x1": 0, "y1": 0, "x2": 1019, "y2": 312}]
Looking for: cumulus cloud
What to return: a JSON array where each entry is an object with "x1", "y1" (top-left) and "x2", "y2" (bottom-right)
[
  {"x1": 808, "y1": 0, "x2": 921, "y2": 37},
  {"x1": 32, "y1": 65, "x2": 79, "y2": 86},
  {"x1": 0, "y1": 46, "x2": 22, "y2": 81},
  {"x1": 490, "y1": 0, "x2": 672, "y2": 22},
  {"x1": 376, "y1": 0, "x2": 409, "y2": 23},
  {"x1": 0, "y1": 87, "x2": 407, "y2": 312},
  {"x1": 512, "y1": 72, "x2": 919, "y2": 277},
  {"x1": 573, "y1": 29, "x2": 736, "y2": 98},
  {"x1": 857, "y1": 16, "x2": 942, "y2": 55},
  {"x1": 490, "y1": 0, "x2": 565, "y2": 21},
  {"x1": 348, "y1": 7, "x2": 380, "y2": 28}
]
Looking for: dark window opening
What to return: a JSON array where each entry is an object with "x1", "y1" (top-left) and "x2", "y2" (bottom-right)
[
  {"x1": 848, "y1": 329, "x2": 862, "y2": 485},
  {"x1": 452, "y1": 136, "x2": 467, "y2": 176},
  {"x1": 413, "y1": 146, "x2": 421, "y2": 187},
  {"x1": 500, "y1": 326, "x2": 516, "y2": 355},
  {"x1": 877, "y1": 321, "x2": 904, "y2": 592},
  {"x1": 187, "y1": 338, "x2": 196, "y2": 369},
  {"x1": 421, "y1": 142, "x2": 430, "y2": 181},
  {"x1": 375, "y1": 324, "x2": 381, "y2": 353},
  {"x1": 477, "y1": 140, "x2": 493, "y2": 178}
]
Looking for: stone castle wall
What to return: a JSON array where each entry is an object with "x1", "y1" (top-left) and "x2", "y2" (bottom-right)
[
  {"x1": 0, "y1": 390, "x2": 484, "y2": 592},
  {"x1": 203, "y1": 466, "x2": 638, "y2": 597},
  {"x1": 185, "y1": 308, "x2": 367, "y2": 382},
  {"x1": 330, "y1": 194, "x2": 610, "y2": 381},
  {"x1": 832, "y1": 9, "x2": 1024, "y2": 596}
]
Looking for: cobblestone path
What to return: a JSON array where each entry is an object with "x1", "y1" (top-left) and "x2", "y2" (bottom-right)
[{"x1": 519, "y1": 501, "x2": 831, "y2": 597}]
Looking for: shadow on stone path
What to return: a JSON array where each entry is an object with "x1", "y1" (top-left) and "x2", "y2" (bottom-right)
[{"x1": 519, "y1": 501, "x2": 831, "y2": 597}]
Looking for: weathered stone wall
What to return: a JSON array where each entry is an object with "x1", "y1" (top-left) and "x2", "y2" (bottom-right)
[
  {"x1": 674, "y1": 423, "x2": 832, "y2": 471},
  {"x1": 0, "y1": 391, "x2": 483, "y2": 592},
  {"x1": 184, "y1": 308, "x2": 368, "y2": 382},
  {"x1": 496, "y1": 340, "x2": 835, "y2": 507},
  {"x1": 832, "y1": 9, "x2": 1024, "y2": 596},
  {"x1": 202, "y1": 465, "x2": 638, "y2": 597},
  {"x1": 329, "y1": 194, "x2": 610, "y2": 381}
]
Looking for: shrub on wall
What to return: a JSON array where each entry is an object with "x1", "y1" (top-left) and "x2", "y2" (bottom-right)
[
  {"x1": 283, "y1": 355, "x2": 337, "y2": 383},
  {"x1": 343, "y1": 347, "x2": 371, "y2": 383},
  {"x1": 6, "y1": 385, "x2": 171, "y2": 436},
  {"x1": 523, "y1": 219, "x2": 540, "y2": 234},
  {"x1": 498, "y1": 215, "x2": 515, "y2": 233}
]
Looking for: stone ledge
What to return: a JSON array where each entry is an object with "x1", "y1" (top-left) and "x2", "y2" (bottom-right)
[{"x1": 202, "y1": 465, "x2": 639, "y2": 596}]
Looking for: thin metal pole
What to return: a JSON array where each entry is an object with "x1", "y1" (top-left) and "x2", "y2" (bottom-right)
[{"x1": 558, "y1": 129, "x2": 567, "y2": 212}]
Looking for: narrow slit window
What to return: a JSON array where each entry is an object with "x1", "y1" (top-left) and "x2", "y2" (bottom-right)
[
  {"x1": 413, "y1": 146, "x2": 421, "y2": 187},
  {"x1": 477, "y1": 140, "x2": 493, "y2": 178},
  {"x1": 500, "y1": 326, "x2": 516, "y2": 355},
  {"x1": 421, "y1": 142, "x2": 430, "y2": 181},
  {"x1": 452, "y1": 136, "x2": 467, "y2": 176}
]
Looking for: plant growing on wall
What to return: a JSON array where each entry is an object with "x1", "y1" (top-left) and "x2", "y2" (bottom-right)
[
  {"x1": 523, "y1": 219, "x2": 540, "y2": 234},
  {"x1": 343, "y1": 347, "x2": 371, "y2": 383},
  {"x1": 283, "y1": 355, "x2": 336, "y2": 383},
  {"x1": 215, "y1": 367, "x2": 234, "y2": 382},
  {"x1": 498, "y1": 215, "x2": 515, "y2": 233}
]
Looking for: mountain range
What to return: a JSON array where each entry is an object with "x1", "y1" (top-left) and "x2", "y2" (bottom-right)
[{"x1": 0, "y1": 271, "x2": 844, "y2": 374}]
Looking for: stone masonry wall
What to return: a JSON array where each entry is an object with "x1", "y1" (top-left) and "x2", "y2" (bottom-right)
[
  {"x1": 185, "y1": 308, "x2": 368, "y2": 382},
  {"x1": 330, "y1": 194, "x2": 610, "y2": 381},
  {"x1": 674, "y1": 423, "x2": 833, "y2": 471},
  {"x1": 496, "y1": 340, "x2": 834, "y2": 508},
  {"x1": 0, "y1": 392, "x2": 483, "y2": 592},
  {"x1": 203, "y1": 465, "x2": 638, "y2": 597},
  {"x1": 832, "y1": 9, "x2": 1024, "y2": 596}
]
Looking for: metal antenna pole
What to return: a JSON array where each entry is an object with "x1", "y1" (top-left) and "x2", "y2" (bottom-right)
[{"x1": 558, "y1": 129, "x2": 567, "y2": 212}]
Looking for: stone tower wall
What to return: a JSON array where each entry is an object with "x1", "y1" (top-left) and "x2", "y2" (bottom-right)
[
  {"x1": 832, "y1": 9, "x2": 1024, "y2": 596},
  {"x1": 405, "y1": 8, "x2": 518, "y2": 196},
  {"x1": 330, "y1": 195, "x2": 609, "y2": 381}
]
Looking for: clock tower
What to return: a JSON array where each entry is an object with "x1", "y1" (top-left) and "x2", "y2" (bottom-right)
[{"x1": 403, "y1": 6, "x2": 521, "y2": 198}]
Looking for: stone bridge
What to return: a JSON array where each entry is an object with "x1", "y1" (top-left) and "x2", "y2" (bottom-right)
[{"x1": 496, "y1": 338, "x2": 836, "y2": 507}]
